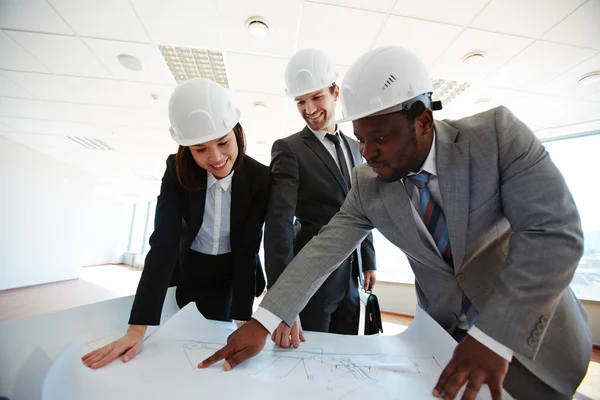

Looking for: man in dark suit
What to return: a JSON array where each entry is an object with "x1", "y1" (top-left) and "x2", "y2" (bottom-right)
[{"x1": 264, "y1": 48, "x2": 376, "y2": 344}]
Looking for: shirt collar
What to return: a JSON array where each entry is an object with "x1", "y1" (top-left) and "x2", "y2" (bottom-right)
[
  {"x1": 207, "y1": 171, "x2": 234, "y2": 191},
  {"x1": 408, "y1": 129, "x2": 437, "y2": 177},
  {"x1": 307, "y1": 124, "x2": 340, "y2": 142}
]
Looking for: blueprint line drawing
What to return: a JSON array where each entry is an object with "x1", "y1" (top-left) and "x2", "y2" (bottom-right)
[{"x1": 177, "y1": 339, "x2": 443, "y2": 400}]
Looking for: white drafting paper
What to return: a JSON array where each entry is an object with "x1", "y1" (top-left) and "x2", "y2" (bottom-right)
[{"x1": 43, "y1": 304, "x2": 514, "y2": 399}]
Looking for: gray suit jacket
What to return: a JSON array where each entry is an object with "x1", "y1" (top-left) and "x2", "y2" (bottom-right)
[{"x1": 260, "y1": 106, "x2": 592, "y2": 395}]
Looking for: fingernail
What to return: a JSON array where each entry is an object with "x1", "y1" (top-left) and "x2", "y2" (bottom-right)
[
  {"x1": 432, "y1": 389, "x2": 441, "y2": 397},
  {"x1": 123, "y1": 356, "x2": 129, "y2": 362},
  {"x1": 198, "y1": 362, "x2": 204, "y2": 368},
  {"x1": 224, "y1": 362, "x2": 231, "y2": 372}
]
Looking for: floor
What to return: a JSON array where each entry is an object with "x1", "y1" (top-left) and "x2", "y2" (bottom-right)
[{"x1": 0, "y1": 264, "x2": 598, "y2": 399}]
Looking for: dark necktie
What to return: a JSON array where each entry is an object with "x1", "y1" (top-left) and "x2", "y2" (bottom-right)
[
  {"x1": 325, "y1": 133, "x2": 351, "y2": 189},
  {"x1": 408, "y1": 171, "x2": 478, "y2": 327}
]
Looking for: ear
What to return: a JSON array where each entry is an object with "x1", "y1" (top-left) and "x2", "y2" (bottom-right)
[
  {"x1": 417, "y1": 108, "x2": 434, "y2": 133},
  {"x1": 333, "y1": 85, "x2": 340, "y2": 101}
]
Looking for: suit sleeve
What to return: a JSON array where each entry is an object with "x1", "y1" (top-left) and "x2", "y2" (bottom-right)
[
  {"x1": 129, "y1": 155, "x2": 183, "y2": 325},
  {"x1": 473, "y1": 106, "x2": 584, "y2": 359},
  {"x1": 360, "y1": 233, "x2": 376, "y2": 272},
  {"x1": 260, "y1": 167, "x2": 375, "y2": 326},
  {"x1": 264, "y1": 139, "x2": 299, "y2": 289}
]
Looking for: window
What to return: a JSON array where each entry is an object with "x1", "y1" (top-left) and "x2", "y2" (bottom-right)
[
  {"x1": 544, "y1": 133, "x2": 600, "y2": 301},
  {"x1": 127, "y1": 202, "x2": 150, "y2": 254}
]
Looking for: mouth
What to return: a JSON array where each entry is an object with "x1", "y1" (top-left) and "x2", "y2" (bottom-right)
[
  {"x1": 305, "y1": 111, "x2": 324, "y2": 121},
  {"x1": 209, "y1": 159, "x2": 229, "y2": 171},
  {"x1": 368, "y1": 163, "x2": 386, "y2": 174}
]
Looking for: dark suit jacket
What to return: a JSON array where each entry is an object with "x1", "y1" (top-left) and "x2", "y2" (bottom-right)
[
  {"x1": 265, "y1": 126, "x2": 376, "y2": 290},
  {"x1": 129, "y1": 154, "x2": 270, "y2": 325}
]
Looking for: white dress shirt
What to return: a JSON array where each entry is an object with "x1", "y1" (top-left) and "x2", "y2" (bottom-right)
[
  {"x1": 308, "y1": 126, "x2": 354, "y2": 184},
  {"x1": 190, "y1": 171, "x2": 233, "y2": 255}
]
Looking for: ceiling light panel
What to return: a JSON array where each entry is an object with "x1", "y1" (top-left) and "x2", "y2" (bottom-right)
[
  {"x1": 432, "y1": 79, "x2": 471, "y2": 107},
  {"x1": 160, "y1": 45, "x2": 229, "y2": 86}
]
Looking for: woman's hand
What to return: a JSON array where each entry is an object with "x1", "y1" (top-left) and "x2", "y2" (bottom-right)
[{"x1": 81, "y1": 325, "x2": 147, "y2": 369}]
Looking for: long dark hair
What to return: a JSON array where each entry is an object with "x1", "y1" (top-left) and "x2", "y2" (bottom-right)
[{"x1": 174, "y1": 123, "x2": 246, "y2": 191}]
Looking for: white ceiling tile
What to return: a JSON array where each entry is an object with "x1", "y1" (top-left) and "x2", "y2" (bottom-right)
[
  {"x1": 535, "y1": 119, "x2": 600, "y2": 139},
  {"x1": 48, "y1": 0, "x2": 150, "y2": 42},
  {"x1": 470, "y1": 0, "x2": 587, "y2": 38},
  {"x1": 539, "y1": 52, "x2": 600, "y2": 99},
  {"x1": 375, "y1": 16, "x2": 463, "y2": 67},
  {"x1": 0, "y1": 97, "x2": 169, "y2": 128},
  {"x1": 543, "y1": 0, "x2": 600, "y2": 50},
  {"x1": 308, "y1": 0, "x2": 396, "y2": 13},
  {"x1": 226, "y1": 52, "x2": 288, "y2": 95},
  {"x1": 298, "y1": 2, "x2": 387, "y2": 66},
  {"x1": 430, "y1": 29, "x2": 533, "y2": 83},
  {"x1": 220, "y1": 0, "x2": 303, "y2": 58},
  {"x1": 587, "y1": 90, "x2": 600, "y2": 102},
  {"x1": 61, "y1": 76, "x2": 175, "y2": 107},
  {"x1": 0, "y1": 30, "x2": 50, "y2": 72},
  {"x1": 0, "y1": 116, "x2": 112, "y2": 137},
  {"x1": 0, "y1": 71, "x2": 81, "y2": 102},
  {"x1": 434, "y1": 84, "x2": 526, "y2": 120},
  {"x1": 83, "y1": 38, "x2": 174, "y2": 84},
  {"x1": 0, "y1": 0, "x2": 72, "y2": 34},
  {"x1": 232, "y1": 90, "x2": 288, "y2": 121},
  {"x1": 130, "y1": 0, "x2": 223, "y2": 49},
  {"x1": 486, "y1": 41, "x2": 597, "y2": 91},
  {"x1": 506, "y1": 93, "x2": 572, "y2": 129},
  {"x1": 545, "y1": 99, "x2": 600, "y2": 127},
  {"x1": 0, "y1": 73, "x2": 35, "y2": 98},
  {"x1": 392, "y1": 0, "x2": 490, "y2": 26},
  {"x1": 5, "y1": 31, "x2": 112, "y2": 78}
]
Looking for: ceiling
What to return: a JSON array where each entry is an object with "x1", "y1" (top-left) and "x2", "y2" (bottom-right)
[{"x1": 1, "y1": 0, "x2": 599, "y2": 202}]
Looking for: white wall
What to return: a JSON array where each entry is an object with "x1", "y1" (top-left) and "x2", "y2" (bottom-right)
[{"x1": 0, "y1": 136, "x2": 132, "y2": 291}]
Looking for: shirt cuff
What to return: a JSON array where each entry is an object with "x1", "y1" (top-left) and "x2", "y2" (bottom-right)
[
  {"x1": 252, "y1": 307, "x2": 283, "y2": 334},
  {"x1": 468, "y1": 326, "x2": 514, "y2": 362}
]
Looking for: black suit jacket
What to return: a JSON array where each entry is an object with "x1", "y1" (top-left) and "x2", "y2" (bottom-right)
[
  {"x1": 129, "y1": 154, "x2": 270, "y2": 325},
  {"x1": 265, "y1": 126, "x2": 376, "y2": 289}
]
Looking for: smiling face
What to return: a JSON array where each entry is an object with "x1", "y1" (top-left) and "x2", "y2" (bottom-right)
[
  {"x1": 189, "y1": 130, "x2": 238, "y2": 179},
  {"x1": 353, "y1": 108, "x2": 434, "y2": 182},
  {"x1": 295, "y1": 85, "x2": 339, "y2": 132}
]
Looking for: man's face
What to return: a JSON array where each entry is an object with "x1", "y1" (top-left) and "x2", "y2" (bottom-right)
[
  {"x1": 353, "y1": 110, "x2": 433, "y2": 182},
  {"x1": 295, "y1": 86, "x2": 338, "y2": 131}
]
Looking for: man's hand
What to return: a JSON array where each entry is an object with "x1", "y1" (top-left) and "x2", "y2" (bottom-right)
[
  {"x1": 433, "y1": 335, "x2": 509, "y2": 400},
  {"x1": 271, "y1": 317, "x2": 305, "y2": 348},
  {"x1": 363, "y1": 270, "x2": 377, "y2": 291},
  {"x1": 199, "y1": 319, "x2": 269, "y2": 371}
]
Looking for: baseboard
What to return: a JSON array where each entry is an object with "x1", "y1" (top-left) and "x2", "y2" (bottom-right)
[
  {"x1": 0, "y1": 278, "x2": 79, "y2": 293},
  {"x1": 381, "y1": 310, "x2": 415, "y2": 320}
]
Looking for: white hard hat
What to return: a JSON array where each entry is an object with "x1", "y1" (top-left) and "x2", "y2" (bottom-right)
[
  {"x1": 284, "y1": 48, "x2": 339, "y2": 98},
  {"x1": 168, "y1": 78, "x2": 241, "y2": 146},
  {"x1": 337, "y1": 46, "x2": 441, "y2": 123}
]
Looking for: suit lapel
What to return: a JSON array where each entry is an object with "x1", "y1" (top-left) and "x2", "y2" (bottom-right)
[
  {"x1": 302, "y1": 127, "x2": 348, "y2": 194},
  {"x1": 230, "y1": 158, "x2": 249, "y2": 251},
  {"x1": 340, "y1": 132, "x2": 362, "y2": 168},
  {"x1": 379, "y1": 179, "x2": 449, "y2": 272},
  {"x1": 188, "y1": 171, "x2": 208, "y2": 233},
  {"x1": 435, "y1": 120, "x2": 470, "y2": 273}
]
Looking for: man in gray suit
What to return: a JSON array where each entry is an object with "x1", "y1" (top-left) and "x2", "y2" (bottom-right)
[{"x1": 200, "y1": 46, "x2": 592, "y2": 399}]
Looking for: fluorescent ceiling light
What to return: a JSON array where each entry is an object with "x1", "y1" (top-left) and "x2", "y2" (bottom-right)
[{"x1": 159, "y1": 45, "x2": 229, "y2": 86}]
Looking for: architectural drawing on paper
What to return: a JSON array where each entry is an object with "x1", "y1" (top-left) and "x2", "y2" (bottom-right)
[{"x1": 178, "y1": 339, "x2": 443, "y2": 400}]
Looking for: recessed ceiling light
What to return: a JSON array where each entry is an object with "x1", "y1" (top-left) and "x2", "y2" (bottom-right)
[
  {"x1": 246, "y1": 17, "x2": 270, "y2": 37},
  {"x1": 252, "y1": 102, "x2": 268, "y2": 112},
  {"x1": 462, "y1": 51, "x2": 485, "y2": 67},
  {"x1": 578, "y1": 71, "x2": 600, "y2": 85},
  {"x1": 117, "y1": 54, "x2": 143, "y2": 71}
]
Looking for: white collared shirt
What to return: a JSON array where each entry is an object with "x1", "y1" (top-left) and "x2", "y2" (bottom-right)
[
  {"x1": 190, "y1": 171, "x2": 233, "y2": 255},
  {"x1": 308, "y1": 126, "x2": 354, "y2": 185}
]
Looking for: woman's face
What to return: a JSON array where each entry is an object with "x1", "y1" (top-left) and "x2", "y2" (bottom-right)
[{"x1": 189, "y1": 130, "x2": 238, "y2": 179}]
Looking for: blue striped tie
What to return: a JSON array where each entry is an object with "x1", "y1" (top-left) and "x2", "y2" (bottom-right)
[{"x1": 408, "y1": 171, "x2": 478, "y2": 327}]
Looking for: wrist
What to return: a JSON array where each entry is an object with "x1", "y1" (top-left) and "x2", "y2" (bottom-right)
[{"x1": 127, "y1": 324, "x2": 148, "y2": 337}]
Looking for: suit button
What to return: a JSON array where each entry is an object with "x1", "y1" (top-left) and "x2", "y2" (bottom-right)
[
  {"x1": 541, "y1": 316, "x2": 549, "y2": 324},
  {"x1": 532, "y1": 330, "x2": 542, "y2": 339},
  {"x1": 528, "y1": 337, "x2": 538, "y2": 347},
  {"x1": 536, "y1": 323, "x2": 544, "y2": 331},
  {"x1": 456, "y1": 274, "x2": 466, "y2": 283}
]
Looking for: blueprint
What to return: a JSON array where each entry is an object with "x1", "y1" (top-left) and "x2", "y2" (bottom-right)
[{"x1": 42, "y1": 304, "x2": 514, "y2": 400}]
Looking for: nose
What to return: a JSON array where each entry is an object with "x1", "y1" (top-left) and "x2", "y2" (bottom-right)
[
  {"x1": 361, "y1": 142, "x2": 377, "y2": 162},
  {"x1": 208, "y1": 147, "x2": 222, "y2": 162},
  {"x1": 306, "y1": 100, "x2": 317, "y2": 115}
]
